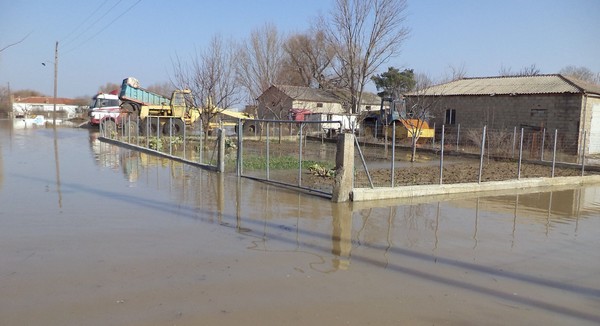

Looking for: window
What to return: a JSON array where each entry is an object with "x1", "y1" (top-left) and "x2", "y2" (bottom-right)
[
  {"x1": 530, "y1": 108, "x2": 547, "y2": 118},
  {"x1": 445, "y1": 109, "x2": 456, "y2": 125},
  {"x1": 316, "y1": 103, "x2": 323, "y2": 108}
]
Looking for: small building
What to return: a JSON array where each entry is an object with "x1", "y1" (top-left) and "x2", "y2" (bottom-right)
[
  {"x1": 12, "y1": 96, "x2": 81, "y2": 119},
  {"x1": 405, "y1": 74, "x2": 600, "y2": 155},
  {"x1": 257, "y1": 85, "x2": 345, "y2": 119},
  {"x1": 257, "y1": 85, "x2": 381, "y2": 132}
]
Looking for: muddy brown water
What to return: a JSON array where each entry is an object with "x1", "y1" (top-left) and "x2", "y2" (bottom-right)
[{"x1": 1, "y1": 120, "x2": 599, "y2": 326}]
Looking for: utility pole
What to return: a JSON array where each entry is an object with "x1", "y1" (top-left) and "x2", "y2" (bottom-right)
[{"x1": 53, "y1": 41, "x2": 58, "y2": 125}]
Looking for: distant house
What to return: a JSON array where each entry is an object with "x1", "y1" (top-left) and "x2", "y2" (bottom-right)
[
  {"x1": 12, "y1": 96, "x2": 81, "y2": 118},
  {"x1": 257, "y1": 85, "x2": 381, "y2": 132},
  {"x1": 257, "y1": 85, "x2": 344, "y2": 119},
  {"x1": 405, "y1": 74, "x2": 600, "y2": 155}
]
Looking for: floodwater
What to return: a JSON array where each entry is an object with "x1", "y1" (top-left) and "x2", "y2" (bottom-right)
[{"x1": 0, "y1": 120, "x2": 599, "y2": 326}]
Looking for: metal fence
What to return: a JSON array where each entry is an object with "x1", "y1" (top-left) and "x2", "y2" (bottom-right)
[
  {"x1": 236, "y1": 119, "x2": 341, "y2": 197},
  {"x1": 353, "y1": 124, "x2": 594, "y2": 188},
  {"x1": 99, "y1": 116, "x2": 221, "y2": 169},
  {"x1": 98, "y1": 117, "x2": 344, "y2": 196},
  {"x1": 99, "y1": 118, "x2": 597, "y2": 196}
]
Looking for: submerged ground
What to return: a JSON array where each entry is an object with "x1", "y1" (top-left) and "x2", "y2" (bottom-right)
[{"x1": 1, "y1": 123, "x2": 599, "y2": 325}]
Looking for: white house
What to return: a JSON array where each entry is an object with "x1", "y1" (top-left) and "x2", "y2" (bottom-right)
[
  {"x1": 257, "y1": 85, "x2": 382, "y2": 133},
  {"x1": 12, "y1": 96, "x2": 80, "y2": 118}
]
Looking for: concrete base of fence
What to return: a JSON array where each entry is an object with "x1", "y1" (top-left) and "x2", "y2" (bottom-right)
[
  {"x1": 332, "y1": 133, "x2": 355, "y2": 202},
  {"x1": 351, "y1": 175, "x2": 600, "y2": 202}
]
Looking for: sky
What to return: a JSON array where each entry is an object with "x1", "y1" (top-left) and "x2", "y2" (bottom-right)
[{"x1": 1, "y1": 0, "x2": 599, "y2": 101}]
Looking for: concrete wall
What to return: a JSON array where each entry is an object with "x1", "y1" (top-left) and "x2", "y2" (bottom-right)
[
  {"x1": 581, "y1": 94, "x2": 600, "y2": 154},
  {"x1": 427, "y1": 94, "x2": 581, "y2": 131},
  {"x1": 292, "y1": 99, "x2": 344, "y2": 114},
  {"x1": 408, "y1": 93, "x2": 585, "y2": 154}
]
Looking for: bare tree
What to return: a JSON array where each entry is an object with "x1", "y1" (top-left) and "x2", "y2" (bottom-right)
[
  {"x1": 442, "y1": 63, "x2": 467, "y2": 82},
  {"x1": 147, "y1": 82, "x2": 175, "y2": 97},
  {"x1": 98, "y1": 82, "x2": 120, "y2": 93},
  {"x1": 13, "y1": 89, "x2": 45, "y2": 98},
  {"x1": 236, "y1": 23, "x2": 285, "y2": 112},
  {"x1": 560, "y1": 65, "x2": 600, "y2": 84},
  {"x1": 171, "y1": 35, "x2": 241, "y2": 137},
  {"x1": 403, "y1": 74, "x2": 441, "y2": 162},
  {"x1": 519, "y1": 64, "x2": 541, "y2": 76},
  {"x1": 281, "y1": 29, "x2": 335, "y2": 88},
  {"x1": 499, "y1": 63, "x2": 540, "y2": 76},
  {"x1": 320, "y1": 0, "x2": 409, "y2": 114}
]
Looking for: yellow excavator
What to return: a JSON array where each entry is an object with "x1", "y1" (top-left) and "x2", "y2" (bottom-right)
[{"x1": 362, "y1": 97, "x2": 434, "y2": 141}]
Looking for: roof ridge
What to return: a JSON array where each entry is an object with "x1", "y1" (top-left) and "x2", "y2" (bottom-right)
[{"x1": 462, "y1": 74, "x2": 562, "y2": 81}]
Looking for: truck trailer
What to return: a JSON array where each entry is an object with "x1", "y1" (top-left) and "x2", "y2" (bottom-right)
[{"x1": 100, "y1": 78, "x2": 200, "y2": 137}]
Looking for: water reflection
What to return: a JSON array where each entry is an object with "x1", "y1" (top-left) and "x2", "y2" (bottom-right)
[{"x1": 52, "y1": 123, "x2": 62, "y2": 208}]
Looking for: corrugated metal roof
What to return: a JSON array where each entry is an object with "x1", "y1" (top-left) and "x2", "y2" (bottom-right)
[
  {"x1": 273, "y1": 85, "x2": 381, "y2": 104},
  {"x1": 415, "y1": 74, "x2": 600, "y2": 96}
]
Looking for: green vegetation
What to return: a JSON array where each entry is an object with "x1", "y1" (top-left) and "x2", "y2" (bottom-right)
[{"x1": 239, "y1": 155, "x2": 334, "y2": 172}]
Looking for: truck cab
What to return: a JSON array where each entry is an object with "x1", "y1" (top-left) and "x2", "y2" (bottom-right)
[{"x1": 88, "y1": 91, "x2": 121, "y2": 126}]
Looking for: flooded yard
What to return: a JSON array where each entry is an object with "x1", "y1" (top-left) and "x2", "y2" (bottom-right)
[{"x1": 0, "y1": 120, "x2": 599, "y2": 325}]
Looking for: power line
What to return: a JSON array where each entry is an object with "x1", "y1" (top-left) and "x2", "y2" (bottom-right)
[
  {"x1": 63, "y1": 0, "x2": 142, "y2": 56},
  {"x1": 60, "y1": 0, "x2": 112, "y2": 46},
  {"x1": 61, "y1": 0, "x2": 126, "y2": 49}
]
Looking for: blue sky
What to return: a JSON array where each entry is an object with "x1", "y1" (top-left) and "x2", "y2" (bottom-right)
[{"x1": 1, "y1": 0, "x2": 599, "y2": 100}]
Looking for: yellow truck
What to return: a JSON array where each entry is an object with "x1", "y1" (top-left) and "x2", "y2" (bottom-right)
[
  {"x1": 206, "y1": 107, "x2": 258, "y2": 135},
  {"x1": 116, "y1": 78, "x2": 199, "y2": 136}
]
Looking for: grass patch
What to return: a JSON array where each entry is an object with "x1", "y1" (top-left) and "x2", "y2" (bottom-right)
[{"x1": 240, "y1": 154, "x2": 333, "y2": 171}]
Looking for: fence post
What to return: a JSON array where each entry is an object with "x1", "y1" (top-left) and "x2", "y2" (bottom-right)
[
  {"x1": 156, "y1": 117, "x2": 160, "y2": 152},
  {"x1": 332, "y1": 133, "x2": 355, "y2": 202},
  {"x1": 518, "y1": 128, "x2": 524, "y2": 180},
  {"x1": 199, "y1": 120, "x2": 204, "y2": 164},
  {"x1": 440, "y1": 125, "x2": 445, "y2": 185},
  {"x1": 581, "y1": 130, "x2": 587, "y2": 176},
  {"x1": 127, "y1": 115, "x2": 131, "y2": 143},
  {"x1": 512, "y1": 126, "x2": 517, "y2": 158},
  {"x1": 478, "y1": 125, "x2": 486, "y2": 183},
  {"x1": 391, "y1": 120, "x2": 396, "y2": 187},
  {"x1": 169, "y1": 117, "x2": 173, "y2": 156},
  {"x1": 237, "y1": 119, "x2": 243, "y2": 176},
  {"x1": 432, "y1": 122, "x2": 436, "y2": 149},
  {"x1": 183, "y1": 119, "x2": 186, "y2": 160},
  {"x1": 456, "y1": 123, "x2": 460, "y2": 152},
  {"x1": 540, "y1": 128, "x2": 546, "y2": 161},
  {"x1": 217, "y1": 128, "x2": 225, "y2": 173},
  {"x1": 146, "y1": 118, "x2": 149, "y2": 148},
  {"x1": 552, "y1": 129, "x2": 557, "y2": 177},
  {"x1": 298, "y1": 122, "x2": 304, "y2": 187},
  {"x1": 266, "y1": 121, "x2": 270, "y2": 180}
]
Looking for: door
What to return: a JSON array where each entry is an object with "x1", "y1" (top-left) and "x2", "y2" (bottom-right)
[{"x1": 588, "y1": 104, "x2": 600, "y2": 154}]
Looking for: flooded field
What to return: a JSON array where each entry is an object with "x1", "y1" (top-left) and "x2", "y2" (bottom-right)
[{"x1": 0, "y1": 120, "x2": 599, "y2": 325}]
